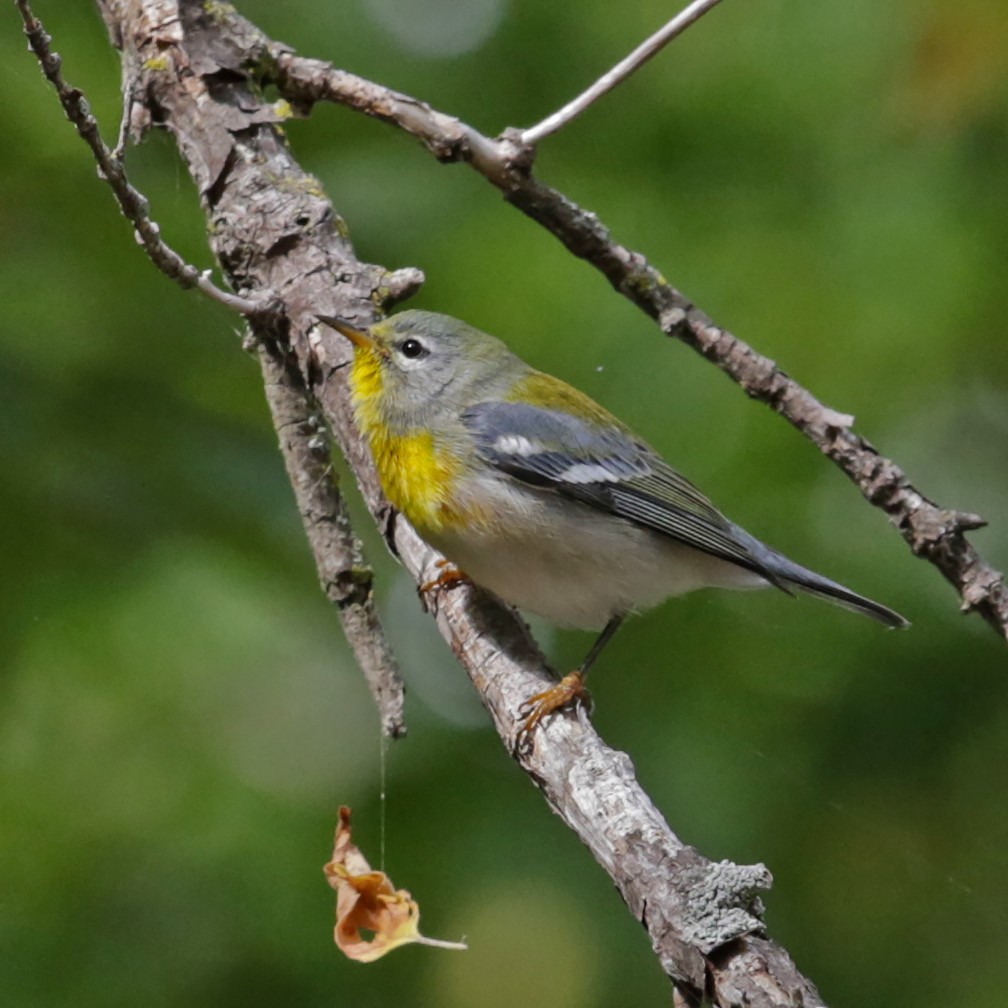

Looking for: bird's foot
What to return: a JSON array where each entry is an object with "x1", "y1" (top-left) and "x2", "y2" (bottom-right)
[
  {"x1": 418, "y1": 559, "x2": 470, "y2": 610},
  {"x1": 516, "y1": 670, "x2": 591, "y2": 752}
]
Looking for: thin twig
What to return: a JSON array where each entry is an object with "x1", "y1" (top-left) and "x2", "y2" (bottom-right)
[
  {"x1": 255, "y1": 336, "x2": 407, "y2": 738},
  {"x1": 521, "y1": 0, "x2": 726, "y2": 144},
  {"x1": 15, "y1": 0, "x2": 265, "y2": 318}
]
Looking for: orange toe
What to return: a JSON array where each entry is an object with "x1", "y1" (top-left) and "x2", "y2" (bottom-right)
[
  {"x1": 418, "y1": 560, "x2": 470, "y2": 600},
  {"x1": 516, "y1": 670, "x2": 591, "y2": 747}
]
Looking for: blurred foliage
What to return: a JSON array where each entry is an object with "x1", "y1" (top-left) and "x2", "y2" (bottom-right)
[{"x1": 2, "y1": 1, "x2": 1007, "y2": 1005}]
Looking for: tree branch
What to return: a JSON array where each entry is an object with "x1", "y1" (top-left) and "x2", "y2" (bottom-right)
[
  {"x1": 272, "y1": 47, "x2": 1008, "y2": 643},
  {"x1": 14, "y1": 0, "x2": 264, "y2": 317},
  {"x1": 254, "y1": 335, "x2": 407, "y2": 738},
  {"x1": 27, "y1": 0, "x2": 1006, "y2": 1000},
  {"x1": 34, "y1": 0, "x2": 835, "y2": 1001},
  {"x1": 15, "y1": 0, "x2": 408, "y2": 738}
]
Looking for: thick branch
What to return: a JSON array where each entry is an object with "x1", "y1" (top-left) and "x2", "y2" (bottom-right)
[
  {"x1": 76, "y1": 0, "x2": 825, "y2": 1001},
  {"x1": 273, "y1": 50, "x2": 1008, "y2": 643}
]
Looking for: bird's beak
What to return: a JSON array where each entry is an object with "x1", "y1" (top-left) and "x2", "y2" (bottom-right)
[{"x1": 316, "y1": 315, "x2": 376, "y2": 350}]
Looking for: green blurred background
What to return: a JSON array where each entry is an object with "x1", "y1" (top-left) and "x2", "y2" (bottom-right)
[{"x1": 3, "y1": 1, "x2": 1007, "y2": 1005}]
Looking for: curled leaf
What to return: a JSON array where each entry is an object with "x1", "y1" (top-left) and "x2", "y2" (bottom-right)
[{"x1": 324, "y1": 806, "x2": 466, "y2": 961}]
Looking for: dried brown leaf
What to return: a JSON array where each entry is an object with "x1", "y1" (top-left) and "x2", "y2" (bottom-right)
[{"x1": 324, "y1": 806, "x2": 466, "y2": 961}]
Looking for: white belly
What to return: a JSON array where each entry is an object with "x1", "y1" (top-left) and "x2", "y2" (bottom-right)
[{"x1": 424, "y1": 480, "x2": 766, "y2": 630}]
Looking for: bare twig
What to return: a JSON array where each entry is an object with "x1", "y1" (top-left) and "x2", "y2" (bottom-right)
[
  {"x1": 521, "y1": 0, "x2": 726, "y2": 144},
  {"x1": 15, "y1": 0, "x2": 264, "y2": 318},
  {"x1": 255, "y1": 335, "x2": 407, "y2": 738},
  {"x1": 272, "y1": 50, "x2": 1008, "y2": 643}
]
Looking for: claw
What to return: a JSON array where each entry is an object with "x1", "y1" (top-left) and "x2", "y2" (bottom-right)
[
  {"x1": 515, "y1": 670, "x2": 591, "y2": 751},
  {"x1": 418, "y1": 559, "x2": 470, "y2": 611}
]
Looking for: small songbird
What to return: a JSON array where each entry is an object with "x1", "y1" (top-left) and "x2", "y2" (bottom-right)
[{"x1": 319, "y1": 310, "x2": 907, "y2": 736}]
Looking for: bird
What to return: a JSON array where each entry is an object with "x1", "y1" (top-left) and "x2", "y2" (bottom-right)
[{"x1": 318, "y1": 310, "x2": 907, "y2": 737}]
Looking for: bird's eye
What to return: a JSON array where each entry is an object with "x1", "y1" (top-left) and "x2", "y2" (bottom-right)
[{"x1": 399, "y1": 338, "x2": 428, "y2": 360}]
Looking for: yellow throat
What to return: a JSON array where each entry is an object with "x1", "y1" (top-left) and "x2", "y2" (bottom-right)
[{"x1": 348, "y1": 347, "x2": 461, "y2": 534}]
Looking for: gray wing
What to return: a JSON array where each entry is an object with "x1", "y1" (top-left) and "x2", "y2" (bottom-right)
[{"x1": 461, "y1": 400, "x2": 782, "y2": 585}]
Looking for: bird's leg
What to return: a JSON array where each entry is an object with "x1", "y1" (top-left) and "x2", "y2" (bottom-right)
[
  {"x1": 418, "y1": 558, "x2": 470, "y2": 608},
  {"x1": 516, "y1": 615, "x2": 625, "y2": 745},
  {"x1": 579, "y1": 614, "x2": 625, "y2": 678}
]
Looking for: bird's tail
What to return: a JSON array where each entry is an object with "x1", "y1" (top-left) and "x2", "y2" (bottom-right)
[{"x1": 728, "y1": 523, "x2": 909, "y2": 629}]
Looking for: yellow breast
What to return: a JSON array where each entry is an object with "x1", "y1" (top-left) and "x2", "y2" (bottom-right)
[
  {"x1": 370, "y1": 427, "x2": 462, "y2": 532},
  {"x1": 349, "y1": 348, "x2": 462, "y2": 534}
]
